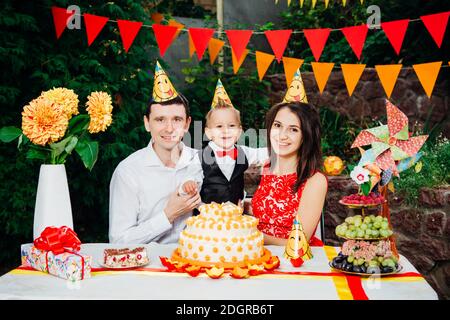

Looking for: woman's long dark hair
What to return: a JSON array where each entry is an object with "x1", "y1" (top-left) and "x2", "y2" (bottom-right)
[{"x1": 265, "y1": 102, "x2": 323, "y2": 193}]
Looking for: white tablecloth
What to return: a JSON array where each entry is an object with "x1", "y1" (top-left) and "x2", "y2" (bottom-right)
[{"x1": 0, "y1": 243, "x2": 438, "y2": 300}]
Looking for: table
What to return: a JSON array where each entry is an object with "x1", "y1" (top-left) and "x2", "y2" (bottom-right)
[{"x1": 0, "y1": 243, "x2": 438, "y2": 300}]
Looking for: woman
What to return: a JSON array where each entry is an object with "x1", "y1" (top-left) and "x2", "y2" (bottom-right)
[{"x1": 251, "y1": 101, "x2": 327, "y2": 246}]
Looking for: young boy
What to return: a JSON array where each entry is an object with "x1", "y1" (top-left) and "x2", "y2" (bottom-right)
[{"x1": 180, "y1": 80, "x2": 268, "y2": 206}]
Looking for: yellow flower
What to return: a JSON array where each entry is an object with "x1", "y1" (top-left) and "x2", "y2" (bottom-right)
[
  {"x1": 86, "y1": 91, "x2": 113, "y2": 133},
  {"x1": 21, "y1": 96, "x2": 68, "y2": 146},
  {"x1": 41, "y1": 87, "x2": 79, "y2": 118}
]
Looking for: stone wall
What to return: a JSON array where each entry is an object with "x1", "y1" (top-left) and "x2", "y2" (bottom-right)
[
  {"x1": 267, "y1": 68, "x2": 450, "y2": 137},
  {"x1": 244, "y1": 171, "x2": 449, "y2": 299}
]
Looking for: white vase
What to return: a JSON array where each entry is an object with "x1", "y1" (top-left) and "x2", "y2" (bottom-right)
[{"x1": 33, "y1": 164, "x2": 73, "y2": 240}]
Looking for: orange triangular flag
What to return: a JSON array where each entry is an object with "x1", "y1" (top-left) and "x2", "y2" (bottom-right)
[
  {"x1": 151, "y1": 13, "x2": 164, "y2": 24},
  {"x1": 188, "y1": 33, "x2": 196, "y2": 58},
  {"x1": 412, "y1": 61, "x2": 442, "y2": 98},
  {"x1": 282, "y1": 57, "x2": 304, "y2": 86},
  {"x1": 255, "y1": 51, "x2": 274, "y2": 81},
  {"x1": 311, "y1": 62, "x2": 335, "y2": 94},
  {"x1": 341, "y1": 64, "x2": 366, "y2": 96},
  {"x1": 168, "y1": 19, "x2": 185, "y2": 41},
  {"x1": 232, "y1": 49, "x2": 249, "y2": 74},
  {"x1": 375, "y1": 64, "x2": 402, "y2": 98},
  {"x1": 208, "y1": 38, "x2": 225, "y2": 65}
]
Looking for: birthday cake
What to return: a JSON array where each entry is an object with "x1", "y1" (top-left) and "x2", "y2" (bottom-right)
[
  {"x1": 103, "y1": 247, "x2": 149, "y2": 268},
  {"x1": 173, "y1": 202, "x2": 271, "y2": 268}
]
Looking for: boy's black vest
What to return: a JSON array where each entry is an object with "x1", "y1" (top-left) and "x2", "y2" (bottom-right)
[{"x1": 199, "y1": 144, "x2": 248, "y2": 205}]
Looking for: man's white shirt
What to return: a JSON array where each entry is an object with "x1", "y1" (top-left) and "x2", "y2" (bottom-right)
[{"x1": 109, "y1": 141, "x2": 203, "y2": 244}]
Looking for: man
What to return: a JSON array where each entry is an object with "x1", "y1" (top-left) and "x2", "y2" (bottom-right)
[{"x1": 109, "y1": 61, "x2": 202, "y2": 244}]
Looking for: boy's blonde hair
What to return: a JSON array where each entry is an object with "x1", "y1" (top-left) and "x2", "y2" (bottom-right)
[{"x1": 205, "y1": 98, "x2": 241, "y2": 127}]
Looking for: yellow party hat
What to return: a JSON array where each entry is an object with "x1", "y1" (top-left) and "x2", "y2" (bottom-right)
[
  {"x1": 152, "y1": 61, "x2": 179, "y2": 102},
  {"x1": 284, "y1": 217, "x2": 313, "y2": 262},
  {"x1": 282, "y1": 68, "x2": 308, "y2": 103},
  {"x1": 211, "y1": 79, "x2": 233, "y2": 108}
]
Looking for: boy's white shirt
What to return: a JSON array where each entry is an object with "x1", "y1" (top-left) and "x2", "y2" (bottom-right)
[{"x1": 178, "y1": 141, "x2": 269, "y2": 196}]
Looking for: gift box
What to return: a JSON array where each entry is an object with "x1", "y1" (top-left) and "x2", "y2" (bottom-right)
[
  {"x1": 21, "y1": 244, "x2": 92, "y2": 281},
  {"x1": 20, "y1": 226, "x2": 92, "y2": 281}
]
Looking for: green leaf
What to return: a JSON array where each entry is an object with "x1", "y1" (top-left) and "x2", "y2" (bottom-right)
[
  {"x1": 361, "y1": 182, "x2": 371, "y2": 196},
  {"x1": 49, "y1": 135, "x2": 74, "y2": 159},
  {"x1": 26, "y1": 148, "x2": 48, "y2": 161},
  {"x1": 75, "y1": 140, "x2": 99, "y2": 171},
  {"x1": 67, "y1": 115, "x2": 90, "y2": 136},
  {"x1": 64, "y1": 136, "x2": 78, "y2": 154},
  {"x1": 0, "y1": 126, "x2": 22, "y2": 143}
]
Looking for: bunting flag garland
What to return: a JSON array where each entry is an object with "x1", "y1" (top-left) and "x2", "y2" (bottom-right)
[
  {"x1": 225, "y1": 30, "x2": 253, "y2": 61},
  {"x1": 231, "y1": 49, "x2": 249, "y2": 74},
  {"x1": 311, "y1": 62, "x2": 335, "y2": 93},
  {"x1": 83, "y1": 14, "x2": 109, "y2": 46},
  {"x1": 208, "y1": 38, "x2": 225, "y2": 65},
  {"x1": 412, "y1": 61, "x2": 442, "y2": 98},
  {"x1": 188, "y1": 33, "x2": 196, "y2": 58},
  {"x1": 117, "y1": 20, "x2": 143, "y2": 53},
  {"x1": 375, "y1": 64, "x2": 403, "y2": 98},
  {"x1": 264, "y1": 29, "x2": 293, "y2": 63},
  {"x1": 168, "y1": 19, "x2": 185, "y2": 41},
  {"x1": 304, "y1": 28, "x2": 331, "y2": 61},
  {"x1": 341, "y1": 24, "x2": 369, "y2": 60},
  {"x1": 381, "y1": 19, "x2": 409, "y2": 55},
  {"x1": 152, "y1": 24, "x2": 179, "y2": 57},
  {"x1": 189, "y1": 28, "x2": 215, "y2": 60},
  {"x1": 341, "y1": 64, "x2": 366, "y2": 96},
  {"x1": 51, "y1": 6, "x2": 75, "y2": 39},
  {"x1": 255, "y1": 51, "x2": 275, "y2": 81},
  {"x1": 282, "y1": 56, "x2": 304, "y2": 86},
  {"x1": 420, "y1": 11, "x2": 450, "y2": 48}
]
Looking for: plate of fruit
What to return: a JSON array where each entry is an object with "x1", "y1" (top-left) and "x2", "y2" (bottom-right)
[
  {"x1": 335, "y1": 215, "x2": 393, "y2": 240},
  {"x1": 330, "y1": 252, "x2": 402, "y2": 276},
  {"x1": 339, "y1": 192, "x2": 386, "y2": 208}
]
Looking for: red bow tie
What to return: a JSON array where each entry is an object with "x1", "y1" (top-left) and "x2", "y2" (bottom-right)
[{"x1": 216, "y1": 148, "x2": 238, "y2": 160}]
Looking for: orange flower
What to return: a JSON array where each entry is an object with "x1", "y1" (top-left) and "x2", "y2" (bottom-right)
[
  {"x1": 86, "y1": 91, "x2": 113, "y2": 133},
  {"x1": 21, "y1": 96, "x2": 68, "y2": 146},
  {"x1": 41, "y1": 87, "x2": 79, "y2": 118}
]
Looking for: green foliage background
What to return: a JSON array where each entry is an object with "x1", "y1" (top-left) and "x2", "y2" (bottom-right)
[{"x1": 0, "y1": 0, "x2": 449, "y2": 275}]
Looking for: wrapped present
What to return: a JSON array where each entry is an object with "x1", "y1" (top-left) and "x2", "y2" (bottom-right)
[{"x1": 21, "y1": 226, "x2": 92, "y2": 281}]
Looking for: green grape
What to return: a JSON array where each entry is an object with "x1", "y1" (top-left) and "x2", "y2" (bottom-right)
[
  {"x1": 387, "y1": 230, "x2": 393, "y2": 237},
  {"x1": 364, "y1": 234, "x2": 371, "y2": 239},
  {"x1": 375, "y1": 216, "x2": 383, "y2": 222},
  {"x1": 347, "y1": 256, "x2": 355, "y2": 263},
  {"x1": 349, "y1": 225, "x2": 355, "y2": 231},
  {"x1": 365, "y1": 229, "x2": 372, "y2": 236},
  {"x1": 370, "y1": 215, "x2": 377, "y2": 222},
  {"x1": 381, "y1": 221, "x2": 389, "y2": 230},
  {"x1": 367, "y1": 223, "x2": 373, "y2": 229},
  {"x1": 377, "y1": 257, "x2": 384, "y2": 263},
  {"x1": 354, "y1": 219, "x2": 362, "y2": 227},
  {"x1": 383, "y1": 217, "x2": 388, "y2": 222},
  {"x1": 340, "y1": 224, "x2": 348, "y2": 232},
  {"x1": 371, "y1": 230, "x2": 380, "y2": 238},
  {"x1": 345, "y1": 230, "x2": 353, "y2": 238},
  {"x1": 356, "y1": 230, "x2": 365, "y2": 238},
  {"x1": 369, "y1": 260, "x2": 379, "y2": 267},
  {"x1": 345, "y1": 217, "x2": 354, "y2": 224},
  {"x1": 380, "y1": 230, "x2": 389, "y2": 238},
  {"x1": 373, "y1": 221, "x2": 381, "y2": 229},
  {"x1": 357, "y1": 258, "x2": 365, "y2": 265},
  {"x1": 349, "y1": 231, "x2": 357, "y2": 238},
  {"x1": 360, "y1": 223, "x2": 368, "y2": 230},
  {"x1": 363, "y1": 217, "x2": 371, "y2": 224}
]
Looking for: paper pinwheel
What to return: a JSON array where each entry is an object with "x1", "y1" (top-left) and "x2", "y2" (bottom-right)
[{"x1": 351, "y1": 100, "x2": 428, "y2": 176}]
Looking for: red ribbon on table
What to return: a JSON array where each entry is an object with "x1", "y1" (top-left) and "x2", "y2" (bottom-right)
[{"x1": 33, "y1": 226, "x2": 85, "y2": 280}]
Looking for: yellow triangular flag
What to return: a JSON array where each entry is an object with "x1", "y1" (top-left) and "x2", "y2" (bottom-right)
[
  {"x1": 342, "y1": 0, "x2": 347, "y2": 6},
  {"x1": 255, "y1": 51, "x2": 275, "y2": 81},
  {"x1": 232, "y1": 48, "x2": 249, "y2": 74},
  {"x1": 312, "y1": 0, "x2": 317, "y2": 8},
  {"x1": 283, "y1": 68, "x2": 308, "y2": 103},
  {"x1": 360, "y1": 0, "x2": 364, "y2": 4},
  {"x1": 282, "y1": 57, "x2": 304, "y2": 87},
  {"x1": 412, "y1": 61, "x2": 442, "y2": 98},
  {"x1": 208, "y1": 38, "x2": 225, "y2": 65},
  {"x1": 168, "y1": 19, "x2": 184, "y2": 41},
  {"x1": 211, "y1": 79, "x2": 233, "y2": 108},
  {"x1": 375, "y1": 64, "x2": 402, "y2": 98},
  {"x1": 311, "y1": 62, "x2": 335, "y2": 94},
  {"x1": 288, "y1": 0, "x2": 291, "y2": 6},
  {"x1": 341, "y1": 64, "x2": 366, "y2": 96},
  {"x1": 188, "y1": 33, "x2": 195, "y2": 58},
  {"x1": 300, "y1": 0, "x2": 305, "y2": 8},
  {"x1": 325, "y1": 0, "x2": 330, "y2": 8}
]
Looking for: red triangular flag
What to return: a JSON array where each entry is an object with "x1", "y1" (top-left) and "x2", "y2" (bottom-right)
[
  {"x1": 225, "y1": 30, "x2": 253, "y2": 61},
  {"x1": 303, "y1": 28, "x2": 331, "y2": 61},
  {"x1": 264, "y1": 30, "x2": 292, "y2": 63},
  {"x1": 420, "y1": 11, "x2": 450, "y2": 48},
  {"x1": 51, "y1": 6, "x2": 75, "y2": 39},
  {"x1": 189, "y1": 28, "x2": 215, "y2": 60},
  {"x1": 381, "y1": 19, "x2": 409, "y2": 55},
  {"x1": 117, "y1": 20, "x2": 143, "y2": 53},
  {"x1": 152, "y1": 24, "x2": 179, "y2": 57},
  {"x1": 341, "y1": 24, "x2": 368, "y2": 60},
  {"x1": 83, "y1": 14, "x2": 109, "y2": 46}
]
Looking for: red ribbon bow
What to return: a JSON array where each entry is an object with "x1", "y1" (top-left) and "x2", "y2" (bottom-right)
[
  {"x1": 34, "y1": 226, "x2": 81, "y2": 254},
  {"x1": 216, "y1": 148, "x2": 238, "y2": 160}
]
